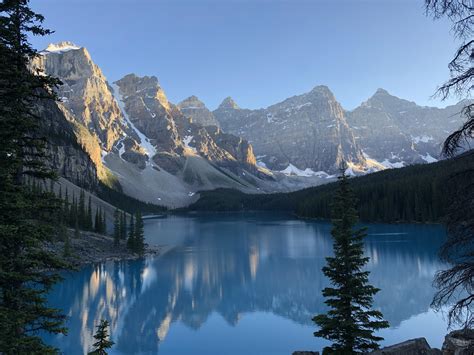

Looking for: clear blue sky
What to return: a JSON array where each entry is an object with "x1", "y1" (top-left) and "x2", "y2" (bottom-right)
[{"x1": 30, "y1": 0, "x2": 459, "y2": 110}]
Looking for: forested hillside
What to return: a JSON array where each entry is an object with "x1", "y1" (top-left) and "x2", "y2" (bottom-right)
[{"x1": 187, "y1": 151, "x2": 474, "y2": 223}]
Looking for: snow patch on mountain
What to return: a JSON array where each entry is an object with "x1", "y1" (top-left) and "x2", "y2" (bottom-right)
[
  {"x1": 421, "y1": 153, "x2": 438, "y2": 163},
  {"x1": 412, "y1": 135, "x2": 434, "y2": 144},
  {"x1": 280, "y1": 164, "x2": 331, "y2": 178},
  {"x1": 111, "y1": 83, "x2": 156, "y2": 159},
  {"x1": 183, "y1": 135, "x2": 198, "y2": 155},
  {"x1": 380, "y1": 159, "x2": 405, "y2": 169},
  {"x1": 43, "y1": 41, "x2": 80, "y2": 53}
]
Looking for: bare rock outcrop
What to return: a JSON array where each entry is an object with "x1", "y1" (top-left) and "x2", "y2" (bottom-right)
[
  {"x1": 178, "y1": 95, "x2": 220, "y2": 127},
  {"x1": 346, "y1": 88, "x2": 467, "y2": 167},
  {"x1": 369, "y1": 338, "x2": 441, "y2": 355},
  {"x1": 441, "y1": 329, "x2": 474, "y2": 355},
  {"x1": 213, "y1": 86, "x2": 368, "y2": 173}
]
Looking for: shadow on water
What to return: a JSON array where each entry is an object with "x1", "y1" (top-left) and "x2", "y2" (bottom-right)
[{"x1": 43, "y1": 213, "x2": 447, "y2": 354}]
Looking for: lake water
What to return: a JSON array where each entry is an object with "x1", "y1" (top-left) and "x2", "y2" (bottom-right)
[{"x1": 43, "y1": 212, "x2": 449, "y2": 354}]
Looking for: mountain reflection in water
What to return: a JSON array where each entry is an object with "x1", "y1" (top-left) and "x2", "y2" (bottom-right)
[{"x1": 43, "y1": 213, "x2": 447, "y2": 355}]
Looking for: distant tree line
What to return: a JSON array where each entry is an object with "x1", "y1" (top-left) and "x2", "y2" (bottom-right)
[
  {"x1": 55, "y1": 187, "x2": 107, "y2": 234},
  {"x1": 188, "y1": 151, "x2": 474, "y2": 224},
  {"x1": 97, "y1": 182, "x2": 166, "y2": 215}
]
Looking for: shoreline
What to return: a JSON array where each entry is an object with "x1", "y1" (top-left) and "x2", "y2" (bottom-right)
[
  {"x1": 45, "y1": 229, "x2": 164, "y2": 268},
  {"x1": 171, "y1": 209, "x2": 445, "y2": 226}
]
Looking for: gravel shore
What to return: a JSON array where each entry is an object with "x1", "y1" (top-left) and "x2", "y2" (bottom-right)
[{"x1": 45, "y1": 229, "x2": 162, "y2": 267}]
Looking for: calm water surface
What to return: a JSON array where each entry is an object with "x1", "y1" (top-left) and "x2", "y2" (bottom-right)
[{"x1": 43, "y1": 213, "x2": 448, "y2": 354}]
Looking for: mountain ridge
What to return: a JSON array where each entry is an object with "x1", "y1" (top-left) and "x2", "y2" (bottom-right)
[{"x1": 32, "y1": 41, "x2": 468, "y2": 207}]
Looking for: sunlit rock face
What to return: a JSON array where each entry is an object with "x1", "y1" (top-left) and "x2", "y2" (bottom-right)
[
  {"x1": 346, "y1": 89, "x2": 467, "y2": 166},
  {"x1": 114, "y1": 74, "x2": 183, "y2": 155},
  {"x1": 34, "y1": 42, "x2": 265, "y2": 202},
  {"x1": 35, "y1": 42, "x2": 127, "y2": 152},
  {"x1": 113, "y1": 74, "x2": 259, "y2": 176},
  {"x1": 213, "y1": 86, "x2": 367, "y2": 173},
  {"x1": 178, "y1": 95, "x2": 220, "y2": 127},
  {"x1": 214, "y1": 86, "x2": 468, "y2": 173},
  {"x1": 35, "y1": 96, "x2": 99, "y2": 189}
]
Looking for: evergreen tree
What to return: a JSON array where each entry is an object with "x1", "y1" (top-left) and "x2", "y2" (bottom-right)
[
  {"x1": 74, "y1": 218, "x2": 80, "y2": 239},
  {"x1": 62, "y1": 201, "x2": 69, "y2": 225},
  {"x1": 62, "y1": 226, "x2": 71, "y2": 257},
  {"x1": 127, "y1": 213, "x2": 135, "y2": 251},
  {"x1": 94, "y1": 207, "x2": 100, "y2": 233},
  {"x1": 78, "y1": 189, "x2": 86, "y2": 229},
  {"x1": 88, "y1": 319, "x2": 114, "y2": 355},
  {"x1": 313, "y1": 168, "x2": 389, "y2": 354},
  {"x1": 101, "y1": 208, "x2": 107, "y2": 234},
  {"x1": 69, "y1": 193, "x2": 76, "y2": 226},
  {"x1": 0, "y1": 0, "x2": 68, "y2": 352},
  {"x1": 120, "y1": 211, "x2": 126, "y2": 240},
  {"x1": 133, "y1": 211, "x2": 145, "y2": 255},
  {"x1": 113, "y1": 209, "x2": 120, "y2": 247},
  {"x1": 87, "y1": 195, "x2": 93, "y2": 231}
]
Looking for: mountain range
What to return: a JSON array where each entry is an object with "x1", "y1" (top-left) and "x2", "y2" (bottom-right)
[{"x1": 33, "y1": 41, "x2": 466, "y2": 207}]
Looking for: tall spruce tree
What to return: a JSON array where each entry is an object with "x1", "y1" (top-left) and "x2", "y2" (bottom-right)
[
  {"x1": 78, "y1": 189, "x2": 85, "y2": 229},
  {"x1": 313, "y1": 168, "x2": 389, "y2": 354},
  {"x1": 88, "y1": 319, "x2": 114, "y2": 355},
  {"x1": 101, "y1": 208, "x2": 106, "y2": 234},
  {"x1": 0, "y1": 0, "x2": 68, "y2": 352},
  {"x1": 120, "y1": 211, "x2": 126, "y2": 240},
  {"x1": 69, "y1": 192, "x2": 76, "y2": 226},
  {"x1": 87, "y1": 195, "x2": 93, "y2": 231},
  {"x1": 127, "y1": 213, "x2": 135, "y2": 251},
  {"x1": 133, "y1": 211, "x2": 145, "y2": 255},
  {"x1": 113, "y1": 209, "x2": 120, "y2": 247}
]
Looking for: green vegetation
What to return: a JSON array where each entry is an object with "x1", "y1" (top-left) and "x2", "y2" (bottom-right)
[
  {"x1": 88, "y1": 320, "x2": 114, "y2": 355},
  {"x1": 313, "y1": 170, "x2": 389, "y2": 354},
  {"x1": 0, "y1": 0, "x2": 68, "y2": 352},
  {"x1": 127, "y1": 211, "x2": 145, "y2": 255},
  {"x1": 61, "y1": 187, "x2": 106, "y2": 233},
  {"x1": 96, "y1": 182, "x2": 166, "y2": 215},
  {"x1": 113, "y1": 209, "x2": 121, "y2": 247},
  {"x1": 188, "y1": 152, "x2": 474, "y2": 224}
]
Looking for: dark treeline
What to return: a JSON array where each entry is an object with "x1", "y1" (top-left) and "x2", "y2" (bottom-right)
[
  {"x1": 62, "y1": 188, "x2": 106, "y2": 234},
  {"x1": 188, "y1": 151, "x2": 474, "y2": 224},
  {"x1": 97, "y1": 182, "x2": 167, "y2": 215},
  {"x1": 113, "y1": 209, "x2": 146, "y2": 255},
  {"x1": 26, "y1": 180, "x2": 107, "y2": 234}
]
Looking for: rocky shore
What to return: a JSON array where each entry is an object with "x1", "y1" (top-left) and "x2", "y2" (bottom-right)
[
  {"x1": 45, "y1": 229, "x2": 162, "y2": 267},
  {"x1": 293, "y1": 329, "x2": 474, "y2": 355}
]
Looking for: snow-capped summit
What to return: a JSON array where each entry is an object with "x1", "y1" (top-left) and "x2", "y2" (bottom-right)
[{"x1": 44, "y1": 41, "x2": 80, "y2": 53}]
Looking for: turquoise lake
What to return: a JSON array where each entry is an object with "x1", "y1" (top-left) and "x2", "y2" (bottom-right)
[{"x1": 43, "y1": 213, "x2": 449, "y2": 354}]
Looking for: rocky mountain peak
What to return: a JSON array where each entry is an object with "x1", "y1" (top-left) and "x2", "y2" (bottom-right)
[
  {"x1": 178, "y1": 95, "x2": 206, "y2": 109},
  {"x1": 218, "y1": 97, "x2": 240, "y2": 110},
  {"x1": 44, "y1": 41, "x2": 81, "y2": 53},
  {"x1": 33, "y1": 42, "x2": 125, "y2": 151},
  {"x1": 215, "y1": 85, "x2": 367, "y2": 173},
  {"x1": 309, "y1": 85, "x2": 335, "y2": 98},
  {"x1": 374, "y1": 88, "x2": 390, "y2": 96},
  {"x1": 178, "y1": 96, "x2": 220, "y2": 127},
  {"x1": 365, "y1": 88, "x2": 417, "y2": 111},
  {"x1": 116, "y1": 74, "x2": 170, "y2": 111}
]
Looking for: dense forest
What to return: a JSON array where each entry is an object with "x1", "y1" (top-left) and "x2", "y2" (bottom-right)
[
  {"x1": 187, "y1": 151, "x2": 474, "y2": 224},
  {"x1": 97, "y1": 182, "x2": 167, "y2": 215}
]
